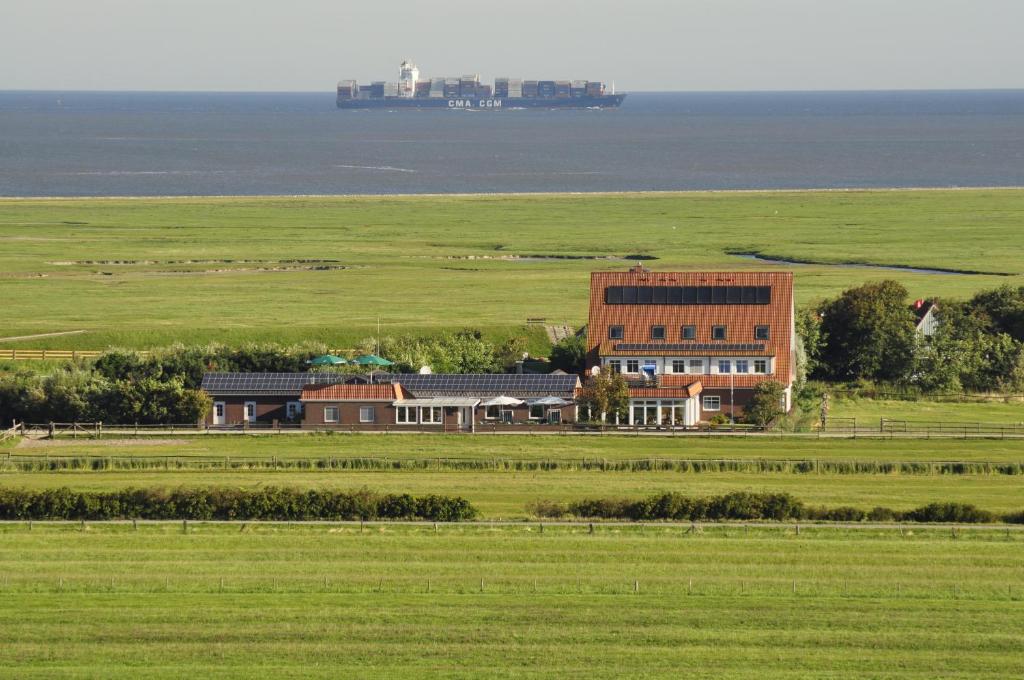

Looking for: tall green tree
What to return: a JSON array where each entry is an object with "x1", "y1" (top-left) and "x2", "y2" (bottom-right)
[
  {"x1": 578, "y1": 370, "x2": 629, "y2": 422},
  {"x1": 818, "y1": 280, "x2": 917, "y2": 382},
  {"x1": 549, "y1": 335, "x2": 587, "y2": 374}
]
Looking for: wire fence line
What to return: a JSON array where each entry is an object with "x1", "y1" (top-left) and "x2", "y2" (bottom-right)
[
  {"x1": 0, "y1": 574, "x2": 1019, "y2": 601},
  {"x1": 13, "y1": 419, "x2": 1024, "y2": 440}
]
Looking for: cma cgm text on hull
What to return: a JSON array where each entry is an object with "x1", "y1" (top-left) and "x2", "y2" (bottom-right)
[{"x1": 337, "y1": 60, "x2": 626, "y2": 110}]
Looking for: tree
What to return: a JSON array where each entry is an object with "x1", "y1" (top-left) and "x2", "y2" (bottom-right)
[
  {"x1": 549, "y1": 335, "x2": 586, "y2": 374},
  {"x1": 794, "y1": 305, "x2": 824, "y2": 382},
  {"x1": 746, "y1": 381, "x2": 786, "y2": 427},
  {"x1": 578, "y1": 369, "x2": 629, "y2": 422},
  {"x1": 968, "y1": 285, "x2": 1024, "y2": 341},
  {"x1": 818, "y1": 280, "x2": 917, "y2": 382}
]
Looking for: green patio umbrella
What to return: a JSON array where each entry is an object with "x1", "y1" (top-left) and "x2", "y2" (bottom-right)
[
  {"x1": 306, "y1": 354, "x2": 348, "y2": 366},
  {"x1": 352, "y1": 354, "x2": 393, "y2": 367}
]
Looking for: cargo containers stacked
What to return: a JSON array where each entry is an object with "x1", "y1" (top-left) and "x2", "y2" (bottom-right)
[
  {"x1": 337, "y1": 61, "x2": 625, "y2": 109},
  {"x1": 337, "y1": 80, "x2": 358, "y2": 99}
]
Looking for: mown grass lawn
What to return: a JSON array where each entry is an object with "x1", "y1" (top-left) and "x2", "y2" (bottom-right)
[
  {"x1": 0, "y1": 524, "x2": 1020, "y2": 678},
  {"x1": 828, "y1": 396, "x2": 1024, "y2": 425},
  {"x1": 1, "y1": 189, "x2": 1022, "y2": 349},
  {"x1": 9, "y1": 431, "x2": 1024, "y2": 461}
]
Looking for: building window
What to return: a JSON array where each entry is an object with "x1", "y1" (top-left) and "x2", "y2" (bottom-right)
[
  {"x1": 671, "y1": 360, "x2": 686, "y2": 373},
  {"x1": 688, "y1": 359, "x2": 704, "y2": 373},
  {"x1": 607, "y1": 360, "x2": 621, "y2": 374},
  {"x1": 718, "y1": 359, "x2": 731, "y2": 374},
  {"x1": 396, "y1": 406, "x2": 417, "y2": 424},
  {"x1": 529, "y1": 404, "x2": 545, "y2": 420},
  {"x1": 324, "y1": 406, "x2": 340, "y2": 423},
  {"x1": 359, "y1": 406, "x2": 375, "y2": 423},
  {"x1": 421, "y1": 406, "x2": 442, "y2": 424},
  {"x1": 754, "y1": 359, "x2": 768, "y2": 374},
  {"x1": 703, "y1": 396, "x2": 721, "y2": 411},
  {"x1": 214, "y1": 403, "x2": 224, "y2": 418},
  {"x1": 548, "y1": 409, "x2": 561, "y2": 424},
  {"x1": 485, "y1": 405, "x2": 500, "y2": 420},
  {"x1": 755, "y1": 325, "x2": 770, "y2": 341},
  {"x1": 712, "y1": 325, "x2": 727, "y2": 341},
  {"x1": 608, "y1": 325, "x2": 624, "y2": 340},
  {"x1": 650, "y1": 325, "x2": 665, "y2": 340},
  {"x1": 681, "y1": 325, "x2": 696, "y2": 340},
  {"x1": 626, "y1": 359, "x2": 639, "y2": 373},
  {"x1": 735, "y1": 360, "x2": 749, "y2": 374}
]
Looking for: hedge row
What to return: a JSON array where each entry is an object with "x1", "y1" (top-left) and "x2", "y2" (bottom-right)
[
  {"x1": 0, "y1": 487, "x2": 477, "y2": 522},
  {"x1": 534, "y1": 492, "x2": 1021, "y2": 524},
  {"x1": 6, "y1": 455, "x2": 1023, "y2": 476}
]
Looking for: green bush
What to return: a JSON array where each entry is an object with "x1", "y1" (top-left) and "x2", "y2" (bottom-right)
[
  {"x1": 0, "y1": 487, "x2": 477, "y2": 522},
  {"x1": 903, "y1": 502, "x2": 994, "y2": 524}
]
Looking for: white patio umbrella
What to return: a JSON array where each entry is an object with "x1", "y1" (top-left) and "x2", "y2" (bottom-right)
[
  {"x1": 480, "y1": 395, "x2": 525, "y2": 407},
  {"x1": 531, "y1": 396, "x2": 571, "y2": 406}
]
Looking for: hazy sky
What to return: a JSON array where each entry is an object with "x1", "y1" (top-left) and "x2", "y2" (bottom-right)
[{"x1": 2, "y1": 0, "x2": 1022, "y2": 92}]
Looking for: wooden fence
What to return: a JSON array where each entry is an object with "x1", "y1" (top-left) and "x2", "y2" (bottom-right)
[
  {"x1": 824, "y1": 417, "x2": 1024, "y2": 438},
  {"x1": 0, "y1": 422, "x2": 23, "y2": 442},
  {"x1": 0, "y1": 349, "x2": 102, "y2": 361}
]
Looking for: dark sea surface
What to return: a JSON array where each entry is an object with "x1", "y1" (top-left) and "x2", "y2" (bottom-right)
[{"x1": 1, "y1": 90, "x2": 1023, "y2": 196}]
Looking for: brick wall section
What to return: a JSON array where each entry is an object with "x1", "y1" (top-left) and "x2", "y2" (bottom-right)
[{"x1": 587, "y1": 270, "x2": 794, "y2": 390}]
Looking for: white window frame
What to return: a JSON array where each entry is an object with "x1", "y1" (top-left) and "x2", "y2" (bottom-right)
[
  {"x1": 712, "y1": 325, "x2": 727, "y2": 341},
  {"x1": 671, "y1": 359, "x2": 686, "y2": 373},
  {"x1": 735, "y1": 360, "x2": 749, "y2": 374},
  {"x1": 547, "y1": 409, "x2": 561, "y2": 424},
  {"x1": 608, "y1": 325, "x2": 624, "y2": 340},
  {"x1": 755, "y1": 325, "x2": 770, "y2": 341},
  {"x1": 718, "y1": 359, "x2": 731, "y2": 374},
  {"x1": 650, "y1": 325, "x2": 665, "y2": 340},
  {"x1": 754, "y1": 359, "x2": 768, "y2": 374},
  {"x1": 626, "y1": 359, "x2": 640, "y2": 374},
  {"x1": 681, "y1": 325, "x2": 696, "y2": 340},
  {"x1": 529, "y1": 404, "x2": 545, "y2": 420},
  {"x1": 688, "y1": 359, "x2": 704, "y2": 374},
  {"x1": 213, "y1": 401, "x2": 225, "y2": 425},
  {"x1": 420, "y1": 406, "x2": 442, "y2": 424},
  {"x1": 607, "y1": 360, "x2": 622, "y2": 374},
  {"x1": 703, "y1": 396, "x2": 721, "y2": 411},
  {"x1": 323, "y1": 406, "x2": 340, "y2": 423},
  {"x1": 396, "y1": 406, "x2": 417, "y2": 424},
  {"x1": 359, "y1": 406, "x2": 375, "y2": 423},
  {"x1": 484, "y1": 404, "x2": 500, "y2": 420},
  {"x1": 244, "y1": 401, "x2": 256, "y2": 423}
]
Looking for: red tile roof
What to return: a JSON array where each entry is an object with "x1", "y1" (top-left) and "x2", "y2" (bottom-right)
[
  {"x1": 300, "y1": 383, "x2": 404, "y2": 402},
  {"x1": 587, "y1": 269, "x2": 794, "y2": 388},
  {"x1": 629, "y1": 381, "x2": 702, "y2": 399}
]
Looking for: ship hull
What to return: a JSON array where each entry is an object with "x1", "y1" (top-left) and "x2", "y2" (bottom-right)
[{"x1": 336, "y1": 94, "x2": 626, "y2": 110}]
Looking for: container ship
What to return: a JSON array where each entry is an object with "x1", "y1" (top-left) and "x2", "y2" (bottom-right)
[{"x1": 337, "y1": 60, "x2": 626, "y2": 110}]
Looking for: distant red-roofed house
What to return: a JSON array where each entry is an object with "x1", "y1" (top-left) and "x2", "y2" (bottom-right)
[
  {"x1": 586, "y1": 265, "x2": 795, "y2": 425},
  {"x1": 300, "y1": 383, "x2": 406, "y2": 429}
]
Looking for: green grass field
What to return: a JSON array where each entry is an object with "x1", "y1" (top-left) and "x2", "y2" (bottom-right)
[
  {"x1": 8, "y1": 431, "x2": 1024, "y2": 461},
  {"x1": 2, "y1": 189, "x2": 1023, "y2": 349},
  {"x1": 828, "y1": 396, "x2": 1024, "y2": 424},
  {"x1": 0, "y1": 524, "x2": 1021, "y2": 678}
]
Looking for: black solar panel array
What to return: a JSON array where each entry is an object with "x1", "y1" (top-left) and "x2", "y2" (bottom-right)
[
  {"x1": 605, "y1": 285, "x2": 771, "y2": 305},
  {"x1": 614, "y1": 343, "x2": 766, "y2": 352},
  {"x1": 374, "y1": 373, "x2": 579, "y2": 397},
  {"x1": 201, "y1": 372, "x2": 580, "y2": 397},
  {"x1": 201, "y1": 372, "x2": 349, "y2": 394}
]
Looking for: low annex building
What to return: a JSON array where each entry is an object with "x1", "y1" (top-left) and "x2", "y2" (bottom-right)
[
  {"x1": 586, "y1": 266, "x2": 795, "y2": 425},
  {"x1": 200, "y1": 372, "x2": 581, "y2": 431}
]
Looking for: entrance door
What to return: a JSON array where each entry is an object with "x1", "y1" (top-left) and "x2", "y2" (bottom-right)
[
  {"x1": 458, "y1": 406, "x2": 473, "y2": 432},
  {"x1": 212, "y1": 402, "x2": 225, "y2": 425},
  {"x1": 244, "y1": 401, "x2": 256, "y2": 424}
]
